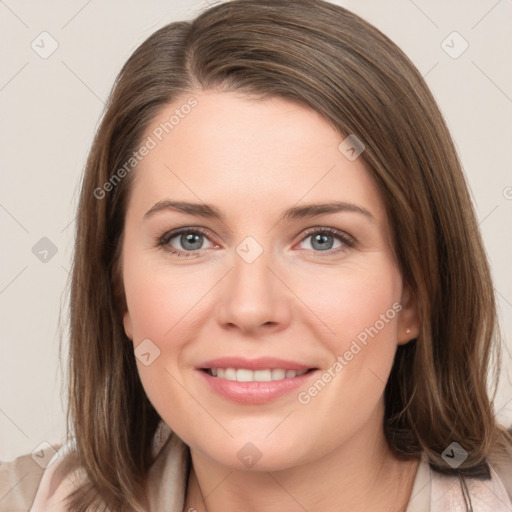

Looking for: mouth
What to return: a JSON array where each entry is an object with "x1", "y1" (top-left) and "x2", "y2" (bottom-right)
[
  {"x1": 196, "y1": 357, "x2": 320, "y2": 404},
  {"x1": 200, "y1": 367, "x2": 317, "y2": 381}
]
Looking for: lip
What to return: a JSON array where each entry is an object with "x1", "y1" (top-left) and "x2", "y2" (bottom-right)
[
  {"x1": 198, "y1": 356, "x2": 314, "y2": 372},
  {"x1": 197, "y1": 369, "x2": 318, "y2": 404}
]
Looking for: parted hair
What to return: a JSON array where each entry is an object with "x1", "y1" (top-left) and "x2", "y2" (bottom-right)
[{"x1": 65, "y1": 0, "x2": 512, "y2": 510}]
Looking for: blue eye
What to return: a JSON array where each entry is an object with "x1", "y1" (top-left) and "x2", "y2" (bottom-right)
[
  {"x1": 156, "y1": 226, "x2": 355, "y2": 258},
  {"x1": 298, "y1": 228, "x2": 354, "y2": 253},
  {"x1": 157, "y1": 227, "x2": 213, "y2": 258}
]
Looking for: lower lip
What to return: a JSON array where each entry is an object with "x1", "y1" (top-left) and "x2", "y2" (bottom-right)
[{"x1": 196, "y1": 369, "x2": 318, "y2": 404}]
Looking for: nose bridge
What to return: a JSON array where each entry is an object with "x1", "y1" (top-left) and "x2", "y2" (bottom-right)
[
  {"x1": 233, "y1": 243, "x2": 274, "y2": 300},
  {"x1": 215, "y1": 236, "x2": 291, "y2": 332}
]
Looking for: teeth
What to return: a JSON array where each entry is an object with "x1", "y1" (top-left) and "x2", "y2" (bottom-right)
[
  {"x1": 271, "y1": 369, "x2": 286, "y2": 380},
  {"x1": 225, "y1": 368, "x2": 237, "y2": 381},
  {"x1": 236, "y1": 369, "x2": 255, "y2": 382},
  {"x1": 207, "y1": 368, "x2": 308, "y2": 381},
  {"x1": 254, "y1": 370, "x2": 272, "y2": 381}
]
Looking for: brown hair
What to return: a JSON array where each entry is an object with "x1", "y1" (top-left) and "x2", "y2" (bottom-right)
[{"x1": 66, "y1": 0, "x2": 512, "y2": 510}]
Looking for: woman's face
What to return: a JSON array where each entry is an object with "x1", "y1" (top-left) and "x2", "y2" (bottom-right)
[{"x1": 121, "y1": 90, "x2": 418, "y2": 470}]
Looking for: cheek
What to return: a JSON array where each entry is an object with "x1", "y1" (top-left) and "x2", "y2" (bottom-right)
[
  {"x1": 122, "y1": 251, "x2": 203, "y2": 417},
  {"x1": 285, "y1": 264, "x2": 401, "y2": 451},
  {"x1": 296, "y1": 258, "x2": 402, "y2": 409},
  {"x1": 123, "y1": 250, "x2": 201, "y2": 342},
  {"x1": 299, "y1": 258, "x2": 402, "y2": 350}
]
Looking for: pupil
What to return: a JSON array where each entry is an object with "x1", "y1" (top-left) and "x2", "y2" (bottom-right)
[
  {"x1": 312, "y1": 233, "x2": 333, "y2": 251},
  {"x1": 182, "y1": 233, "x2": 202, "y2": 250}
]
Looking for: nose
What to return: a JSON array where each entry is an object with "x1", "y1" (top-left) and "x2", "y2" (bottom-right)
[{"x1": 215, "y1": 247, "x2": 292, "y2": 336}]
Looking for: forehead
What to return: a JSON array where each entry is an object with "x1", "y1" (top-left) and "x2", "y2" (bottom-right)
[{"x1": 127, "y1": 90, "x2": 387, "y2": 226}]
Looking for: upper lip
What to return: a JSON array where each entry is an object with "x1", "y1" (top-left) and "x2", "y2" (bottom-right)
[{"x1": 198, "y1": 357, "x2": 317, "y2": 371}]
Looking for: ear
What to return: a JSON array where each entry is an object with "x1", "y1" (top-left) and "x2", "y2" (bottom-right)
[
  {"x1": 397, "y1": 284, "x2": 420, "y2": 345},
  {"x1": 123, "y1": 310, "x2": 134, "y2": 341}
]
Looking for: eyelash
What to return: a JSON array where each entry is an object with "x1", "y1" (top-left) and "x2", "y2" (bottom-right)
[{"x1": 155, "y1": 226, "x2": 356, "y2": 259}]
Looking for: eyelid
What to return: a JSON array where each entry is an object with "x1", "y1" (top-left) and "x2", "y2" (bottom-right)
[
  {"x1": 156, "y1": 225, "x2": 356, "y2": 257},
  {"x1": 298, "y1": 226, "x2": 355, "y2": 245},
  {"x1": 156, "y1": 226, "x2": 217, "y2": 250}
]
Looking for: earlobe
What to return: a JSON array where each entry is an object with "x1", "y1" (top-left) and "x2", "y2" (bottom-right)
[
  {"x1": 397, "y1": 285, "x2": 420, "y2": 345},
  {"x1": 123, "y1": 311, "x2": 133, "y2": 340}
]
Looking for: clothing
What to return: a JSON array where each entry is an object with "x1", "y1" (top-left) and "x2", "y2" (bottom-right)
[{"x1": 1, "y1": 420, "x2": 511, "y2": 511}]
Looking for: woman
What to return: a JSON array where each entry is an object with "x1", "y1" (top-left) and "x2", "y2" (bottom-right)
[{"x1": 1, "y1": 0, "x2": 511, "y2": 510}]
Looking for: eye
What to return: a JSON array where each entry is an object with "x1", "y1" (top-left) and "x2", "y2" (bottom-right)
[
  {"x1": 156, "y1": 226, "x2": 355, "y2": 258},
  {"x1": 156, "y1": 227, "x2": 216, "y2": 258},
  {"x1": 297, "y1": 227, "x2": 355, "y2": 255}
]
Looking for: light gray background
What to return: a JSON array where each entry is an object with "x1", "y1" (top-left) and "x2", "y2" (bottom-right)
[{"x1": 1, "y1": 0, "x2": 511, "y2": 461}]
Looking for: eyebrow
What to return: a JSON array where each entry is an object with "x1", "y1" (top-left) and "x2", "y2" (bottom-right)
[{"x1": 144, "y1": 200, "x2": 374, "y2": 224}]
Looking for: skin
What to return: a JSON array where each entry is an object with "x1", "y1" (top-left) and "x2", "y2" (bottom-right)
[{"x1": 121, "y1": 89, "x2": 420, "y2": 512}]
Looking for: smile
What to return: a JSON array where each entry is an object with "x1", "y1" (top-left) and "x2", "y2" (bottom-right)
[
  {"x1": 203, "y1": 367, "x2": 313, "y2": 381},
  {"x1": 197, "y1": 361, "x2": 319, "y2": 404}
]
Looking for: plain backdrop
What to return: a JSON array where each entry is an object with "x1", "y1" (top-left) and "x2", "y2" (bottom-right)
[{"x1": 1, "y1": 0, "x2": 511, "y2": 461}]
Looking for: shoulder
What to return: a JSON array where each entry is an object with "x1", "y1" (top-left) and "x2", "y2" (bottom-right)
[
  {"x1": 0, "y1": 441, "x2": 86, "y2": 512},
  {"x1": 0, "y1": 423, "x2": 185, "y2": 512},
  {"x1": 428, "y1": 453, "x2": 512, "y2": 511},
  {"x1": 0, "y1": 450, "x2": 52, "y2": 511},
  {"x1": 407, "y1": 451, "x2": 512, "y2": 512},
  {"x1": 489, "y1": 451, "x2": 512, "y2": 503}
]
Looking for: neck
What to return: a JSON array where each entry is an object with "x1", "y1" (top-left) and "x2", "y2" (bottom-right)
[{"x1": 182, "y1": 405, "x2": 420, "y2": 512}]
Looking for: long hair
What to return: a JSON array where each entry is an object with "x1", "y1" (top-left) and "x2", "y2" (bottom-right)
[{"x1": 66, "y1": 0, "x2": 512, "y2": 510}]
